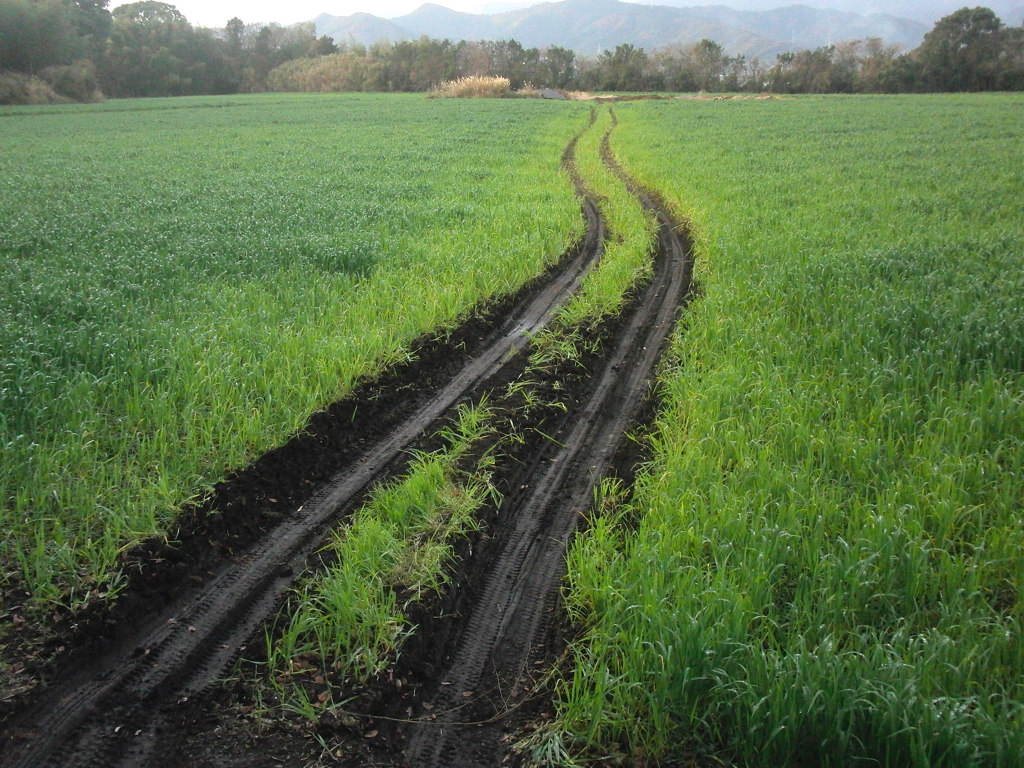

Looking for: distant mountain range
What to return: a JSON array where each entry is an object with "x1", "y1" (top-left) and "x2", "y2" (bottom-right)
[
  {"x1": 473, "y1": 1, "x2": 540, "y2": 13},
  {"x1": 628, "y1": 0, "x2": 1024, "y2": 26},
  {"x1": 472, "y1": 0, "x2": 1024, "y2": 26},
  {"x1": 312, "y1": 0, "x2": 933, "y2": 59}
]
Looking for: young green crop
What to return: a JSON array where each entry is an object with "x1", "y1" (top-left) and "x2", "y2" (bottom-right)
[
  {"x1": 561, "y1": 94, "x2": 1024, "y2": 766},
  {"x1": 0, "y1": 93, "x2": 586, "y2": 608},
  {"x1": 552, "y1": 106, "x2": 654, "y2": 330}
]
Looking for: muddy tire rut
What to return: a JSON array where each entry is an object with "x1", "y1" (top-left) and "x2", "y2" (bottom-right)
[
  {"x1": 0, "y1": 111, "x2": 693, "y2": 768},
  {"x1": 402, "y1": 113, "x2": 692, "y2": 768}
]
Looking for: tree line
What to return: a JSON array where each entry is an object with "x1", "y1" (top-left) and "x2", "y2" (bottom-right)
[
  {"x1": 0, "y1": 0, "x2": 335, "y2": 101},
  {"x1": 1, "y1": 1, "x2": 1022, "y2": 104}
]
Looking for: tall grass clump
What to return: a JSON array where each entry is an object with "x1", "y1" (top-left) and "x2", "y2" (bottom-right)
[
  {"x1": 560, "y1": 94, "x2": 1024, "y2": 766},
  {"x1": 265, "y1": 401, "x2": 496, "y2": 712},
  {"x1": 430, "y1": 76, "x2": 511, "y2": 99},
  {"x1": 0, "y1": 93, "x2": 587, "y2": 611}
]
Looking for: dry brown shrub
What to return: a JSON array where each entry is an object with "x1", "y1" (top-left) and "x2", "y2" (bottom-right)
[
  {"x1": 429, "y1": 76, "x2": 511, "y2": 98},
  {"x1": 0, "y1": 72, "x2": 67, "y2": 105}
]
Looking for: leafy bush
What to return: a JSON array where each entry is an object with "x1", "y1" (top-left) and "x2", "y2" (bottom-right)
[{"x1": 39, "y1": 60, "x2": 103, "y2": 102}]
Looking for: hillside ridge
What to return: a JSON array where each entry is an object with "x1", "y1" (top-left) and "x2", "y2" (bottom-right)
[{"x1": 314, "y1": 0, "x2": 930, "y2": 58}]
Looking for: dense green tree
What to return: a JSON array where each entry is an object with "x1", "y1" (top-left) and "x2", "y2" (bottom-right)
[
  {"x1": 589, "y1": 44, "x2": 652, "y2": 91},
  {"x1": 769, "y1": 47, "x2": 836, "y2": 93},
  {"x1": 655, "y1": 38, "x2": 745, "y2": 91},
  {"x1": 69, "y1": 0, "x2": 112, "y2": 57},
  {"x1": 361, "y1": 37, "x2": 459, "y2": 92},
  {"x1": 311, "y1": 35, "x2": 336, "y2": 57},
  {"x1": 917, "y1": 6, "x2": 1008, "y2": 90},
  {"x1": 481, "y1": 39, "x2": 540, "y2": 88},
  {"x1": 223, "y1": 16, "x2": 244, "y2": 53},
  {"x1": 691, "y1": 39, "x2": 730, "y2": 90},
  {"x1": 407, "y1": 37, "x2": 458, "y2": 90},
  {"x1": 0, "y1": 0, "x2": 104, "y2": 72},
  {"x1": 996, "y1": 24, "x2": 1024, "y2": 87},
  {"x1": 112, "y1": 0, "x2": 178, "y2": 24},
  {"x1": 655, "y1": 47, "x2": 697, "y2": 91},
  {"x1": 101, "y1": 2, "x2": 194, "y2": 95},
  {"x1": 539, "y1": 45, "x2": 576, "y2": 89}
]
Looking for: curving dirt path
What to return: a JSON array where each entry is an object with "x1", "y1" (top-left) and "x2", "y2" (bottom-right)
[{"x1": 402, "y1": 109, "x2": 693, "y2": 768}]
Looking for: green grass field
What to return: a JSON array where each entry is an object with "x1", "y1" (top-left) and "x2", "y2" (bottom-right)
[
  {"x1": 4, "y1": 91, "x2": 1024, "y2": 766},
  {"x1": 562, "y1": 94, "x2": 1024, "y2": 766},
  {"x1": 0, "y1": 93, "x2": 585, "y2": 604}
]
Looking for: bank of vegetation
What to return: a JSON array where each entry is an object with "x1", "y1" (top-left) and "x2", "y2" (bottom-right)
[
  {"x1": 559, "y1": 94, "x2": 1024, "y2": 767},
  {"x1": 0, "y1": 94, "x2": 584, "y2": 605},
  {"x1": 2, "y1": 1, "x2": 1022, "y2": 104}
]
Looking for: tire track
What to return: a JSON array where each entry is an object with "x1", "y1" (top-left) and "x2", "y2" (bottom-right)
[
  {"x1": 404, "y1": 108, "x2": 694, "y2": 768},
  {"x1": 0, "y1": 129, "x2": 605, "y2": 768}
]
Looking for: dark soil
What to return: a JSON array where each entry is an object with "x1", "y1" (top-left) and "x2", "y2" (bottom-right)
[
  {"x1": 0, "y1": 280, "x2": 526, "y2": 709},
  {"x1": 137, "y1": 252, "x2": 679, "y2": 768},
  {"x1": 0, "y1": 254, "x2": 563, "y2": 724},
  {"x1": 139, "y1": 313, "x2": 634, "y2": 768}
]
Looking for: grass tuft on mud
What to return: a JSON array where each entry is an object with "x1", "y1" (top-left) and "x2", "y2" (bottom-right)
[
  {"x1": 265, "y1": 400, "x2": 497, "y2": 711},
  {"x1": 554, "y1": 107, "x2": 655, "y2": 329},
  {"x1": 530, "y1": 106, "x2": 656, "y2": 371}
]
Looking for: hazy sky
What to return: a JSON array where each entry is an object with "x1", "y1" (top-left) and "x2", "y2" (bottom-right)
[
  {"x1": 111, "y1": 0, "x2": 1022, "y2": 29},
  {"x1": 115, "y1": 0, "x2": 528, "y2": 27}
]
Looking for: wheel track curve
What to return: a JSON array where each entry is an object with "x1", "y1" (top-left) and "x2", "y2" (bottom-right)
[{"x1": 403, "y1": 107, "x2": 694, "y2": 768}]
